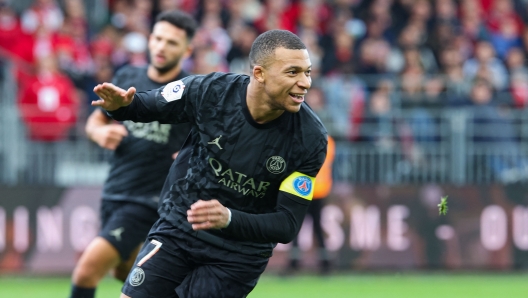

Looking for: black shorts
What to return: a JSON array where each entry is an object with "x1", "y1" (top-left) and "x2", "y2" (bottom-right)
[
  {"x1": 99, "y1": 200, "x2": 159, "y2": 261},
  {"x1": 121, "y1": 219, "x2": 269, "y2": 298}
]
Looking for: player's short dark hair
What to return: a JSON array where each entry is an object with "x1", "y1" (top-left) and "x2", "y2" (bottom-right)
[
  {"x1": 155, "y1": 10, "x2": 198, "y2": 41},
  {"x1": 249, "y1": 30, "x2": 306, "y2": 69}
]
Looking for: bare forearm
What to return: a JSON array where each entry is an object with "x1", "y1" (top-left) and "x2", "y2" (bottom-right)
[
  {"x1": 85, "y1": 109, "x2": 112, "y2": 141},
  {"x1": 85, "y1": 109, "x2": 128, "y2": 150}
]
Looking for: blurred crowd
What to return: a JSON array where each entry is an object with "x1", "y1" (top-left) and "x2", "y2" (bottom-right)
[{"x1": 2, "y1": 0, "x2": 528, "y2": 163}]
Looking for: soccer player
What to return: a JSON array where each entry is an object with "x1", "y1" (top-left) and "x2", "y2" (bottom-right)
[
  {"x1": 92, "y1": 29, "x2": 328, "y2": 298},
  {"x1": 69, "y1": 10, "x2": 197, "y2": 298},
  {"x1": 286, "y1": 135, "x2": 335, "y2": 275}
]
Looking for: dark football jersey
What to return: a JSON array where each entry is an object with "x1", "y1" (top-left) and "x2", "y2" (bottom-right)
[
  {"x1": 109, "y1": 72, "x2": 327, "y2": 256},
  {"x1": 101, "y1": 65, "x2": 191, "y2": 210}
]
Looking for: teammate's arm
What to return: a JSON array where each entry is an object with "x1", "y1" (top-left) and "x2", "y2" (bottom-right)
[{"x1": 85, "y1": 109, "x2": 128, "y2": 150}]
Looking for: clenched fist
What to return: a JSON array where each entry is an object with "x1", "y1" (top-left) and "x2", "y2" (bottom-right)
[
  {"x1": 90, "y1": 124, "x2": 128, "y2": 150},
  {"x1": 187, "y1": 200, "x2": 231, "y2": 230}
]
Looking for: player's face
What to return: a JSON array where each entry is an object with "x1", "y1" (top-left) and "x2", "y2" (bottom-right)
[
  {"x1": 264, "y1": 48, "x2": 312, "y2": 113},
  {"x1": 148, "y1": 21, "x2": 191, "y2": 73}
]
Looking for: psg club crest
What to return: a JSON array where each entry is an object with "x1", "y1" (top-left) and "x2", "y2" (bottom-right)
[
  {"x1": 266, "y1": 156, "x2": 286, "y2": 174},
  {"x1": 161, "y1": 80, "x2": 185, "y2": 102},
  {"x1": 293, "y1": 176, "x2": 312, "y2": 196},
  {"x1": 129, "y1": 267, "x2": 145, "y2": 287}
]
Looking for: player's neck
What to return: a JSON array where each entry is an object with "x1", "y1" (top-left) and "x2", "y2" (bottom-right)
[
  {"x1": 246, "y1": 83, "x2": 284, "y2": 124},
  {"x1": 147, "y1": 64, "x2": 182, "y2": 83}
]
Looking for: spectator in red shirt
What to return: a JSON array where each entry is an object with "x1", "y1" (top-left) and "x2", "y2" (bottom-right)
[
  {"x1": 0, "y1": 2, "x2": 34, "y2": 64},
  {"x1": 485, "y1": 0, "x2": 523, "y2": 36},
  {"x1": 253, "y1": 0, "x2": 300, "y2": 33},
  {"x1": 18, "y1": 55, "x2": 79, "y2": 142}
]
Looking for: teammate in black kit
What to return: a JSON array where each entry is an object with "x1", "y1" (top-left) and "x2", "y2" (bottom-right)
[
  {"x1": 69, "y1": 11, "x2": 197, "y2": 298},
  {"x1": 93, "y1": 30, "x2": 327, "y2": 298}
]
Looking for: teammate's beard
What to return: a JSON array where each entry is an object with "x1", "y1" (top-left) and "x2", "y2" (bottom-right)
[{"x1": 152, "y1": 57, "x2": 181, "y2": 74}]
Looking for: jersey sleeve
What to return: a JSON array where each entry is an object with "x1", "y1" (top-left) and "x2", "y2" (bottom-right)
[
  {"x1": 107, "y1": 75, "x2": 204, "y2": 124},
  {"x1": 223, "y1": 191, "x2": 310, "y2": 244}
]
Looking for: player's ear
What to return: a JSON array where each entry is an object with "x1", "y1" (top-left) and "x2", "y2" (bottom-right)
[{"x1": 253, "y1": 65, "x2": 265, "y2": 83}]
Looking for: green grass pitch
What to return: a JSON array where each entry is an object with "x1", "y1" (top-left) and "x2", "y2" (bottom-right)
[{"x1": 1, "y1": 273, "x2": 527, "y2": 297}]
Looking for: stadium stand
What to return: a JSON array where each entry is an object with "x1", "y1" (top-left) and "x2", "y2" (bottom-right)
[{"x1": 2, "y1": 0, "x2": 528, "y2": 186}]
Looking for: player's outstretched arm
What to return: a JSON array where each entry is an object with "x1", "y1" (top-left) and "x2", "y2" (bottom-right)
[
  {"x1": 85, "y1": 109, "x2": 128, "y2": 150},
  {"x1": 92, "y1": 82, "x2": 136, "y2": 111},
  {"x1": 92, "y1": 80, "x2": 192, "y2": 124}
]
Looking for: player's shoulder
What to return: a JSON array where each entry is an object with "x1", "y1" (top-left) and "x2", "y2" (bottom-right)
[
  {"x1": 114, "y1": 65, "x2": 147, "y2": 79},
  {"x1": 298, "y1": 103, "x2": 328, "y2": 137},
  {"x1": 112, "y1": 65, "x2": 148, "y2": 87},
  {"x1": 179, "y1": 72, "x2": 249, "y2": 105},
  {"x1": 184, "y1": 72, "x2": 249, "y2": 86},
  {"x1": 208, "y1": 72, "x2": 249, "y2": 82}
]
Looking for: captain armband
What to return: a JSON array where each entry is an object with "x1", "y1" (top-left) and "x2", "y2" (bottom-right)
[{"x1": 279, "y1": 171, "x2": 315, "y2": 201}]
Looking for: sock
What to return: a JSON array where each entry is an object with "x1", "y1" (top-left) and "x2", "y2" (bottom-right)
[
  {"x1": 289, "y1": 246, "x2": 302, "y2": 270},
  {"x1": 70, "y1": 285, "x2": 96, "y2": 298},
  {"x1": 318, "y1": 248, "x2": 331, "y2": 273}
]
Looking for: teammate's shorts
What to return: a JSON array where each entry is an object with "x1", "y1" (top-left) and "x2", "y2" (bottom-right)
[
  {"x1": 99, "y1": 200, "x2": 159, "y2": 261},
  {"x1": 121, "y1": 218, "x2": 269, "y2": 298}
]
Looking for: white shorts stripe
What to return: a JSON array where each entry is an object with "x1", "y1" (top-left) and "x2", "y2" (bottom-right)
[{"x1": 137, "y1": 239, "x2": 162, "y2": 266}]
